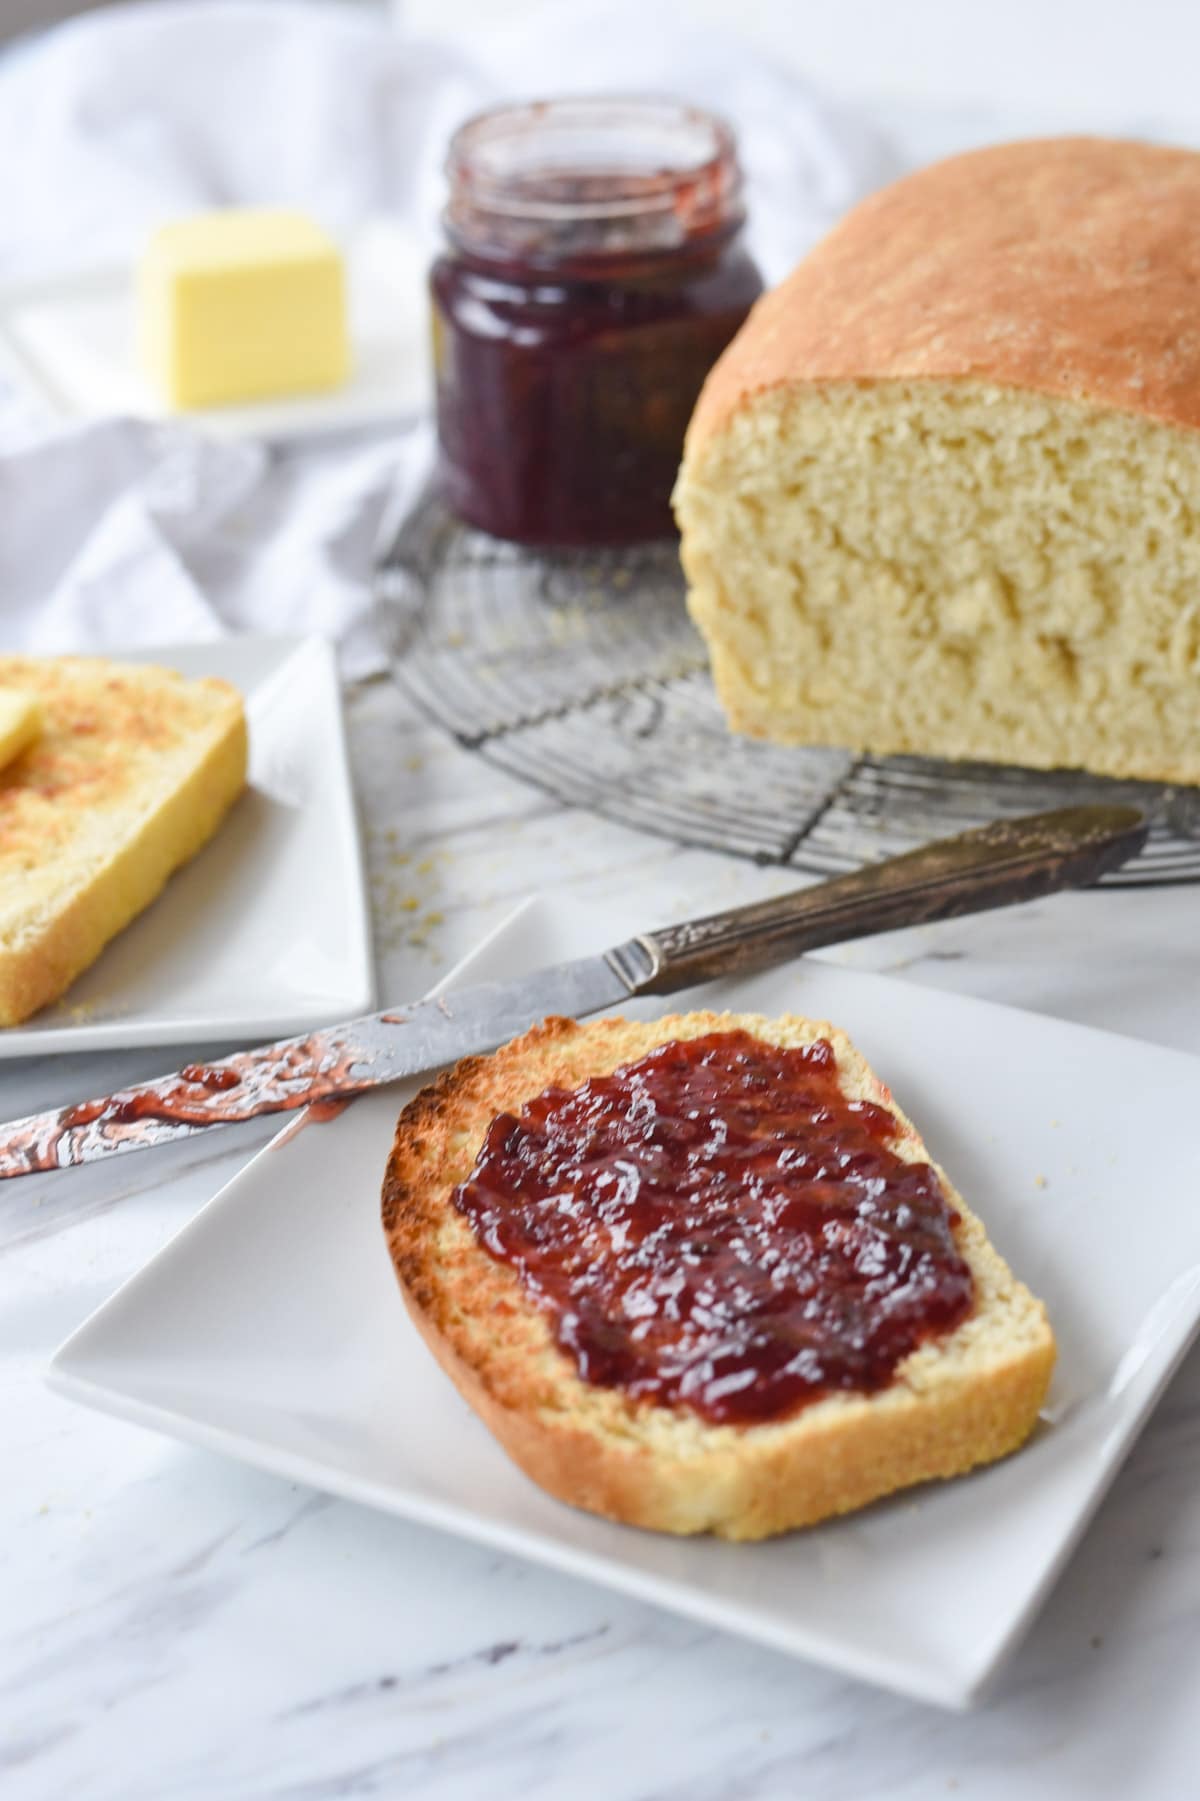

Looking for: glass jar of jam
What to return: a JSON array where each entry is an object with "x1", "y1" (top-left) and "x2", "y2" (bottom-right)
[{"x1": 430, "y1": 96, "x2": 764, "y2": 547}]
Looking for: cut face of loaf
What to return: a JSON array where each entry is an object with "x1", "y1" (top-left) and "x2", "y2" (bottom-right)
[
  {"x1": 382, "y1": 1011, "x2": 1056, "y2": 1541},
  {"x1": 674, "y1": 137, "x2": 1200, "y2": 783}
]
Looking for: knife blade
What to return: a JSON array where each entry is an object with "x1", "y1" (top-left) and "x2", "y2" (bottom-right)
[{"x1": 0, "y1": 803, "x2": 1147, "y2": 1178}]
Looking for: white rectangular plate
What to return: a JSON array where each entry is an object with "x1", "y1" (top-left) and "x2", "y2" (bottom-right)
[
  {"x1": 3, "y1": 636, "x2": 373, "y2": 1055},
  {"x1": 0, "y1": 222, "x2": 430, "y2": 441},
  {"x1": 49, "y1": 895, "x2": 1200, "y2": 1706}
]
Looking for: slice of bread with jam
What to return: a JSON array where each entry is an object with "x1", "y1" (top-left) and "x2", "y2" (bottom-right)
[{"x1": 382, "y1": 1010, "x2": 1055, "y2": 1540}]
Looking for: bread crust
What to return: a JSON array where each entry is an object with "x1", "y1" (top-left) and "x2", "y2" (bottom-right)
[
  {"x1": 382, "y1": 1012, "x2": 1056, "y2": 1540},
  {"x1": 685, "y1": 136, "x2": 1200, "y2": 461},
  {"x1": 0, "y1": 658, "x2": 247, "y2": 1025}
]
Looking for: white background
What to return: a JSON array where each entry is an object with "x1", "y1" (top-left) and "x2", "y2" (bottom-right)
[
  {"x1": 8, "y1": 2, "x2": 1199, "y2": 134},
  {"x1": 400, "y1": 0, "x2": 1200, "y2": 125}
]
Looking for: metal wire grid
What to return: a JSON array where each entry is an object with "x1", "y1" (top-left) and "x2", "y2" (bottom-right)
[{"x1": 376, "y1": 492, "x2": 1200, "y2": 886}]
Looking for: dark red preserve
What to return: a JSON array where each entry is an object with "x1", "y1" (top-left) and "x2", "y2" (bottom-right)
[
  {"x1": 452, "y1": 1031, "x2": 974, "y2": 1426},
  {"x1": 431, "y1": 97, "x2": 764, "y2": 546}
]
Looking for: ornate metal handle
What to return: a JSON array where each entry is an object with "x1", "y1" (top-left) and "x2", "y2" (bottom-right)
[{"x1": 617, "y1": 805, "x2": 1148, "y2": 996}]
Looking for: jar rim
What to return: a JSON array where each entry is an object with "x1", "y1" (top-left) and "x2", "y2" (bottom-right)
[{"x1": 444, "y1": 94, "x2": 745, "y2": 260}]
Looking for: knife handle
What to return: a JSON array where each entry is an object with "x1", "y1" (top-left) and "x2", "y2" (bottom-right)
[{"x1": 623, "y1": 804, "x2": 1148, "y2": 996}]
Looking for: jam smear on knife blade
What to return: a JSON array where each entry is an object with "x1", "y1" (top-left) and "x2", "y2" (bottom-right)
[{"x1": 1, "y1": 1034, "x2": 370, "y2": 1175}]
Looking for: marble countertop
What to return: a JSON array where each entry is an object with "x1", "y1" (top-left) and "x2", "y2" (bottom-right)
[{"x1": 4, "y1": 674, "x2": 1200, "y2": 1801}]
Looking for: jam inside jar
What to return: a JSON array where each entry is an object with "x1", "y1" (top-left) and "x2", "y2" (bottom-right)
[{"x1": 431, "y1": 97, "x2": 764, "y2": 547}]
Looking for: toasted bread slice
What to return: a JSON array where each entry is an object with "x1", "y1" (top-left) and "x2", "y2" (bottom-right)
[
  {"x1": 0, "y1": 656, "x2": 247, "y2": 1025},
  {"x1": 382, "y1": 1011, "x2": 1056, "y2": 1541}
]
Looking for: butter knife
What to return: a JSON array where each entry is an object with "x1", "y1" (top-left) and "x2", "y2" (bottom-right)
[{"x1": 0, "y1": 804, "x2": 1146, "y2": 1179}]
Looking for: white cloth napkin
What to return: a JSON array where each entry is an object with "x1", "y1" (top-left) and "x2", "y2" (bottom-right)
[{"x1": 0, "y1": 0, "x2": 892, "y2": 676}]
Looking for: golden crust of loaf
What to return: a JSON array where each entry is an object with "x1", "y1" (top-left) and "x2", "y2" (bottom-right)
[
  {"x1": 686, "y1": 136, "x2": 1200, "y2": 457},
  {"x1": 382, "y1": 1011, "x2": 1056, "y2": 1540},
  {"x1": 0, "y1": 656, "x2": 247, "y2": 1025}
]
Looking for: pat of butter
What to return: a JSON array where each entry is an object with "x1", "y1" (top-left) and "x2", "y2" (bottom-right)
[
  {"x1": 0, "y1": 690, "x2": 41, "y2": 771},
  {"x1": 138, "y1": 209, "x2": 349, "y2": 409}
]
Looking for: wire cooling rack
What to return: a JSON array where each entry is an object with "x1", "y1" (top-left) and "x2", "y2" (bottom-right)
[{"x1": 376, "y1": 490, "x2": 1200, "y2": 886}]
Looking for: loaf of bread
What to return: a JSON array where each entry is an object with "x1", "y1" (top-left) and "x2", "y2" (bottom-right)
[
  {"x1": 0, "y1": 656, "x2": 246, "y2": 1025},
  {"x1": 674, "y1": 137, "x2": 1200, "y2": 782},
  {"x1": 382, "y1": 1011, "x2": 1055, "y2": 1540}
]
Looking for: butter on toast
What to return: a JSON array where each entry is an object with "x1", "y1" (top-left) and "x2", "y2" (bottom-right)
[
  {"x1": 0, "y1": 656, "x2": 246, "y2": 1025},
  {"x1": 0, "y1": 691, "x2": 41, "y2": 771},
  {"x1": 382, "y1": 1012, "x2": 1056, "y2": 1541}
]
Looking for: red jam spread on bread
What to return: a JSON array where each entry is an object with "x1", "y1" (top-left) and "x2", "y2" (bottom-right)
[{"x1": 452, "y1": 1031, "x2": 974, "y2": 1425}]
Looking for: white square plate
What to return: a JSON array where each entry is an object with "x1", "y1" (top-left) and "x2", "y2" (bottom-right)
[
  {"x1": 3, "y1": 636, "x2": 373, "y2": 1056},
  {"x1": 0, "y1": 221, "x2": 430, "y2": 442},
  {"x1": 48, "y1": 895, "x2": 1200, "y2": 1707}
]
